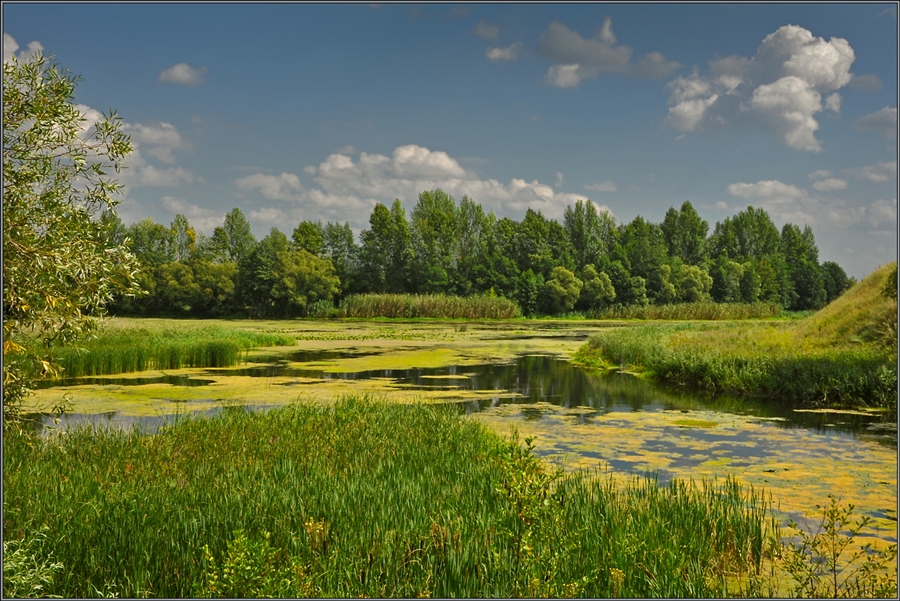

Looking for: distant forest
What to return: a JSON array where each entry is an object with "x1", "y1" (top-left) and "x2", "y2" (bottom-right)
[{"x1": 102, "y1": 190, "x2": 853, "y2": 318}]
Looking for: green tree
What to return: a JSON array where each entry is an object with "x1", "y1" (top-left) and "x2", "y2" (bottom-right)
[
  {"x1": 210, "y1": 208, "x2": 257, "y2": 264},
  {"x1": 580, "y1": 264, "x2": 616, "y2": 309},
  {"x1": 359, "y1": 201, "x2": 413, "y2": 293},
  {"x1": 677, "y1": 264, "x2": 713, "y2": 303},
  {"x1": 238, "y1": 228, "x2": 290, "y2": 316},
  {"x1": 411, "y1": 189, "x2": 459, "y2": 293},
  {"x1": 270, "y1": 250, "x2": 340, "y2": 317},
  {"x1": 3, "y1": 52, "x2": 141, "y2": 412},
  {"x1": 291, "y1": 220, "x2": 325, "y2": 256},
  {"x1": 564, "y1": 199, "x2": 616, "y2": 271},
  {"x1": 781, "y1": 223, "x2": 826, "y2": 310},
  {"x1": 822, "y1": 261, "x2": 851, "y2": 304},
  {"x1": 661, "y1": 201, "x2": 708, "y2": 266},
  {"x1": 170, "y1": 214, "x2": 197, "y2": 262},
  {"x1": 322, "y1": 221, "x2": 359, "y2": 296},
  {"x1": 541, "y1": 266, "x2": 583, "y2": 314}
]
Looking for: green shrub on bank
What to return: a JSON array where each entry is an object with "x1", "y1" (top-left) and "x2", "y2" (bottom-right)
[
  {"x1": 338, "y1": 293, "x2": 521, "y2": 319},
  {"x1": 3, "y1": 398, "x2": 776, "y2": 598}
]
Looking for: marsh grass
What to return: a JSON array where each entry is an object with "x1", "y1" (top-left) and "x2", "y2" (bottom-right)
[
  {"x1": 338, "y1": 293, "x2": 521, "y2": 319},
  {"x1": 588, "y1": 302, "x2": 783, "y2": 321},
  {"x1": 576, "y1": 267, "x2": 899, "y2": 407},
  {"x1": 3, "y1": 398, "x2": 776, "y2": 598},
  {"x1": 36, "y1": 324, "x2": 295, "y2": 379}
]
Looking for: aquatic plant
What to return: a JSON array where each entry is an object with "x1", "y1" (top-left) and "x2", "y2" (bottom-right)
[
  {"x1": 36, "y1": 323, "x2": 295, "y2": 379},
  {"x1": 338, "y1": 293, "x2": 521, "y2": 319},
  {"x1": 588, "y1": 301, "x2": 782, "y2": 321},
  {"x1": 3, "y1": 398, "x2": 776, "y2": 598}
]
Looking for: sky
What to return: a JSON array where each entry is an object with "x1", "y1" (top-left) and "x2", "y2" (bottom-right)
[{"x1": 3, "y1": 3, "x2": 897, "y2": 278}]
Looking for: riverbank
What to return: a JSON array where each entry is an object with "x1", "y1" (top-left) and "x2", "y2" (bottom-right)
[{"x1": 575, "y1": 264, "x2": 898, "y2": 408}]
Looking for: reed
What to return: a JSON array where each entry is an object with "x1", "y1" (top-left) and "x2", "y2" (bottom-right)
[
  {"x1": 338, "y1": 293, "x2": 521, "y2": 319},
  {"x1": 588, "y1": 301, "x2": 783, "y2": 321},
  {"x1": 45, "y1": 324, "x2": 295, "y2": 379},
  {"x1": 3, "y1": 398, "x2": 776, "y2": 598}
]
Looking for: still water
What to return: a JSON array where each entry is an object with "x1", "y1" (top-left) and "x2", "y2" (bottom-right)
[{"x1": 30, "y1": 350, "x2": 898, "y2": 547}]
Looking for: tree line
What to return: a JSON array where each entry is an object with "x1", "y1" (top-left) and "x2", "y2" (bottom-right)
[{"x1": 103, "y1": 191, "x2": 852, "y2": 318}]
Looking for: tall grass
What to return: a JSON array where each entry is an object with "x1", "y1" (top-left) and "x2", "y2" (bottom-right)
[
  {"x1": 3, "y1": 398, "x2": 776, "y2": 598},
  {"x1": 338, "y1": 293, "x2": 521, "y2": 319},
  {"x1": 578, "y1": 322, "x2": 896, "y2": 407},
  {"x1": 44, "y1": 325, "x2": 295, "y2": 379},
  {"x1": 589, "y1": 301, "x2": 782, "y2": 321}
]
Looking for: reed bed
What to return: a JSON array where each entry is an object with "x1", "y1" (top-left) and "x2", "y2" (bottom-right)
[
  {"x1": 3, "y1": 398, "x2": 776, "y2": 598},
  {"x1": 578, "y1": 322, "x2": 897, "y2": 407},
  {"x1": 46, "y1": 325, "x2": 295, "y2": 378},
  {"x1": 588, "y1": 302, "x2": 783, "y2": 321},
  {"x1": 338, "y1": 293, "x2": 521, "y2": 319}
]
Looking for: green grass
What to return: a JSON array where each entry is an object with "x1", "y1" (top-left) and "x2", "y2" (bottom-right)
[
  {"x1": 40, "y1": 322, "x2": 295, "y2": 379},
  {"x1": 588, "y1": 302, "x2": 783, "y2": 321},
  {"x1": 3, "y1": 398, "x2": 777, "y2": 598},
  {"x1": 338, "y1": 293, "x2": 521, "y2": 319},
  {"x1": 576, "y1": 264, "x2": 898, "y2": 408}
]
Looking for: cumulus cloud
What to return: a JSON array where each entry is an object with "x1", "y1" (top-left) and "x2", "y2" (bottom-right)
[
  {"x1": 584, "y1": 181, "x2": 618, "y2": 193},
  {"x1": 727, "y1": 179, "x2": 896, "y2": 232},
  {"x1": 854, "y1": 106, "x2": 897, "y2": 138},
  {"x1": 235, "y1": 144, "x2": 611, "y2": 228},
  {"x1": 845, "y1": 161, "x2": 897, "y2": 183},
  {"x1": 667, "y1": 24, "x2": 857, "y2": 151},
  {"x1": 848, "y1": 73, "x2": 883, "y2": 91},
  {"x1": 158, "y1": 62, "x2": 207, "y2": 87},
  {"x1": 811, "y1": 178, "x2": 847, "y2": 191},
  {"x1": 235, "y1": 172, "x2": 304, "y2": 200},
  {"x1": 808, "y1": 169, "x2": 832, "y2": 180},
  {"x1": 472, "y1": 20, "x2": 500, "y2": 41},
  {"x1": 486, "y1": 42, "x2": 523, "y2": 62},
  {"x1": 117, "y1": 119, "x2": 198, "y2": 189},
  {"x1": 536, "y1": 18, "x2": 680, "y2": 88},
  {"x1": 3, "y1": 33, "x2": 43, "y2": 63}
]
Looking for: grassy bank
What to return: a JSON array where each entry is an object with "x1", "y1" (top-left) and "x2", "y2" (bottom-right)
[
  {"x1": 4, "y1": 398, "x2": 777, "y2": 598},
  {"x1": 39, "y1": 323, "x2": 295, "y2": 379},
  {"x1": 576, "y1": 264, "x2": 898, "y2": 407},
  {"x1": 337, "y1": 293, "x2": 521, "y2": 319}
]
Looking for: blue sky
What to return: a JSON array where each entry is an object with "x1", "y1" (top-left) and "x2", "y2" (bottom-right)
[{"x1": 3, "y1": 3, "x2": 897, "y2": 278}]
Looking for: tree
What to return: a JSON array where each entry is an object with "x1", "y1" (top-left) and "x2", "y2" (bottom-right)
[
  {"x1": 580, "y1": 264, "x2": 616, "y2": 309},
  {"x1": 411, "y1": 189, "x2": 459, "y2": 293},
  {"x1": 291, "y1": 220, "x2": 325, "y2": 256},
  {"x1": 211, "y1": 208, "x2": 257, "y2": 264},
  {"x1": 3, "y1": 52, "x2": 141, "y2": 412},
  {"x1": 322, "y1": 221, "x2": 359, "y2": 297},
  {"x1": 821, "y1": 261, "x2": 851, "y2": 304},
  {"x1": 359, "y1": 201, "x2": 413, "y2": 293},
  {"x1": 781, "y1": 223, "x2": 826, "y2": 310},
  {"x1": 541, "y1": 266, "x2": 583, "y2": 314},
  {"x1": 270, "y1": 250, "x2": 340, "y2": 317},
  {"x1": 661, "y1": 201, "x2": 708, "y2": 266},
  {"x1": 238, "y1": 228, "x2": 290, "y2": 316},
  {"x1": 170, "y1": 214, "x2": 197, "y2": 262}
]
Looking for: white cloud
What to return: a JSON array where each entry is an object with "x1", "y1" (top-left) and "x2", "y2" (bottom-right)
[
  {"x1": 160, "y1": 196, "x2": 223, "y2": 233},
  {"x1": 845, "y1": 161, "x2": 897, "y2": 183},
  {"x1": 486, "y1": 42, "x2": 523, "y2": 62},
  {"x1": 249, "y1": 207, "x2": 290, "y2": 229},
  {"x1": 808, "y1": 169, "x2": 832, "y2": 180},
  {"x1": 848, "y1": 73, "x2": 883, "y2": 91},
  {"x1": 158, "y1": 62, "x2": 207, "y2": 87},
  {"x1": 667, "y1": 24, "x2": 857, "y2": 151},
  {"x1": 811, "y1": 178, "x2": 847, "y2": 191},
  {"x1": 854, "y1": 106, "x2": 897, "y2": 138},
  {"x1": 236, "y1": 144, "x2": 613, "y2": 229},
  {"x1": 584, "y1": 181, "x2": 618, "y2": 193},
  {"x1": 472, "y1": 20, "x2": 500, "y2": 41},
  {"x1": 3, "y1": 33, "x2": 43, "y2": 64},
  {"x1": 536, "y1": 18, "x2": 680, "y2": 87},
  {"x1": 235, "y1": 172, "x2": 304, "y2": 200},
  {"x1": 727, "y1": 179, "x2": 897, "y2": 232},
  {"x1": 128, "y1": 164, "x2": 196, "y2": 187},
  {"x1": 125, "y1": 122, "x2": 185, "y2": 163}
]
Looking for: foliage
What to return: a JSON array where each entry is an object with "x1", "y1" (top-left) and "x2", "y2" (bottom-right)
[
  {"x1": 338, "y1": 293, "x2": 521, "y2": 319},
  {"x1": 2, "y1": 52, "x2": 142, "y2": 414},
  {"x1": 198, "y1": 530, "x2": 315, "y2": 598},
  {"x1": 209, "y1": 208, "x2": 256, "y2": 265},
  {"x1": 541, "y1": 266, "x2": 583, "y2": 314},
  {"x1": 770, "y1": 496, "x2": 897, "y2": 598},
  {"x1": 270, "y1": 250, "x2": 340, "y2": 317},
  {"x1": 2, "y1": 528, "x2": 65, "y2": 599},
  {"x1": 580, "y1": 264, "x2": 616, "y2": 309}
]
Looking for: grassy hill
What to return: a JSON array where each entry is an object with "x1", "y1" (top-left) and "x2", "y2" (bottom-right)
[{"x1": 794, "y1": 261, "x2": 897, "y2": 348}]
